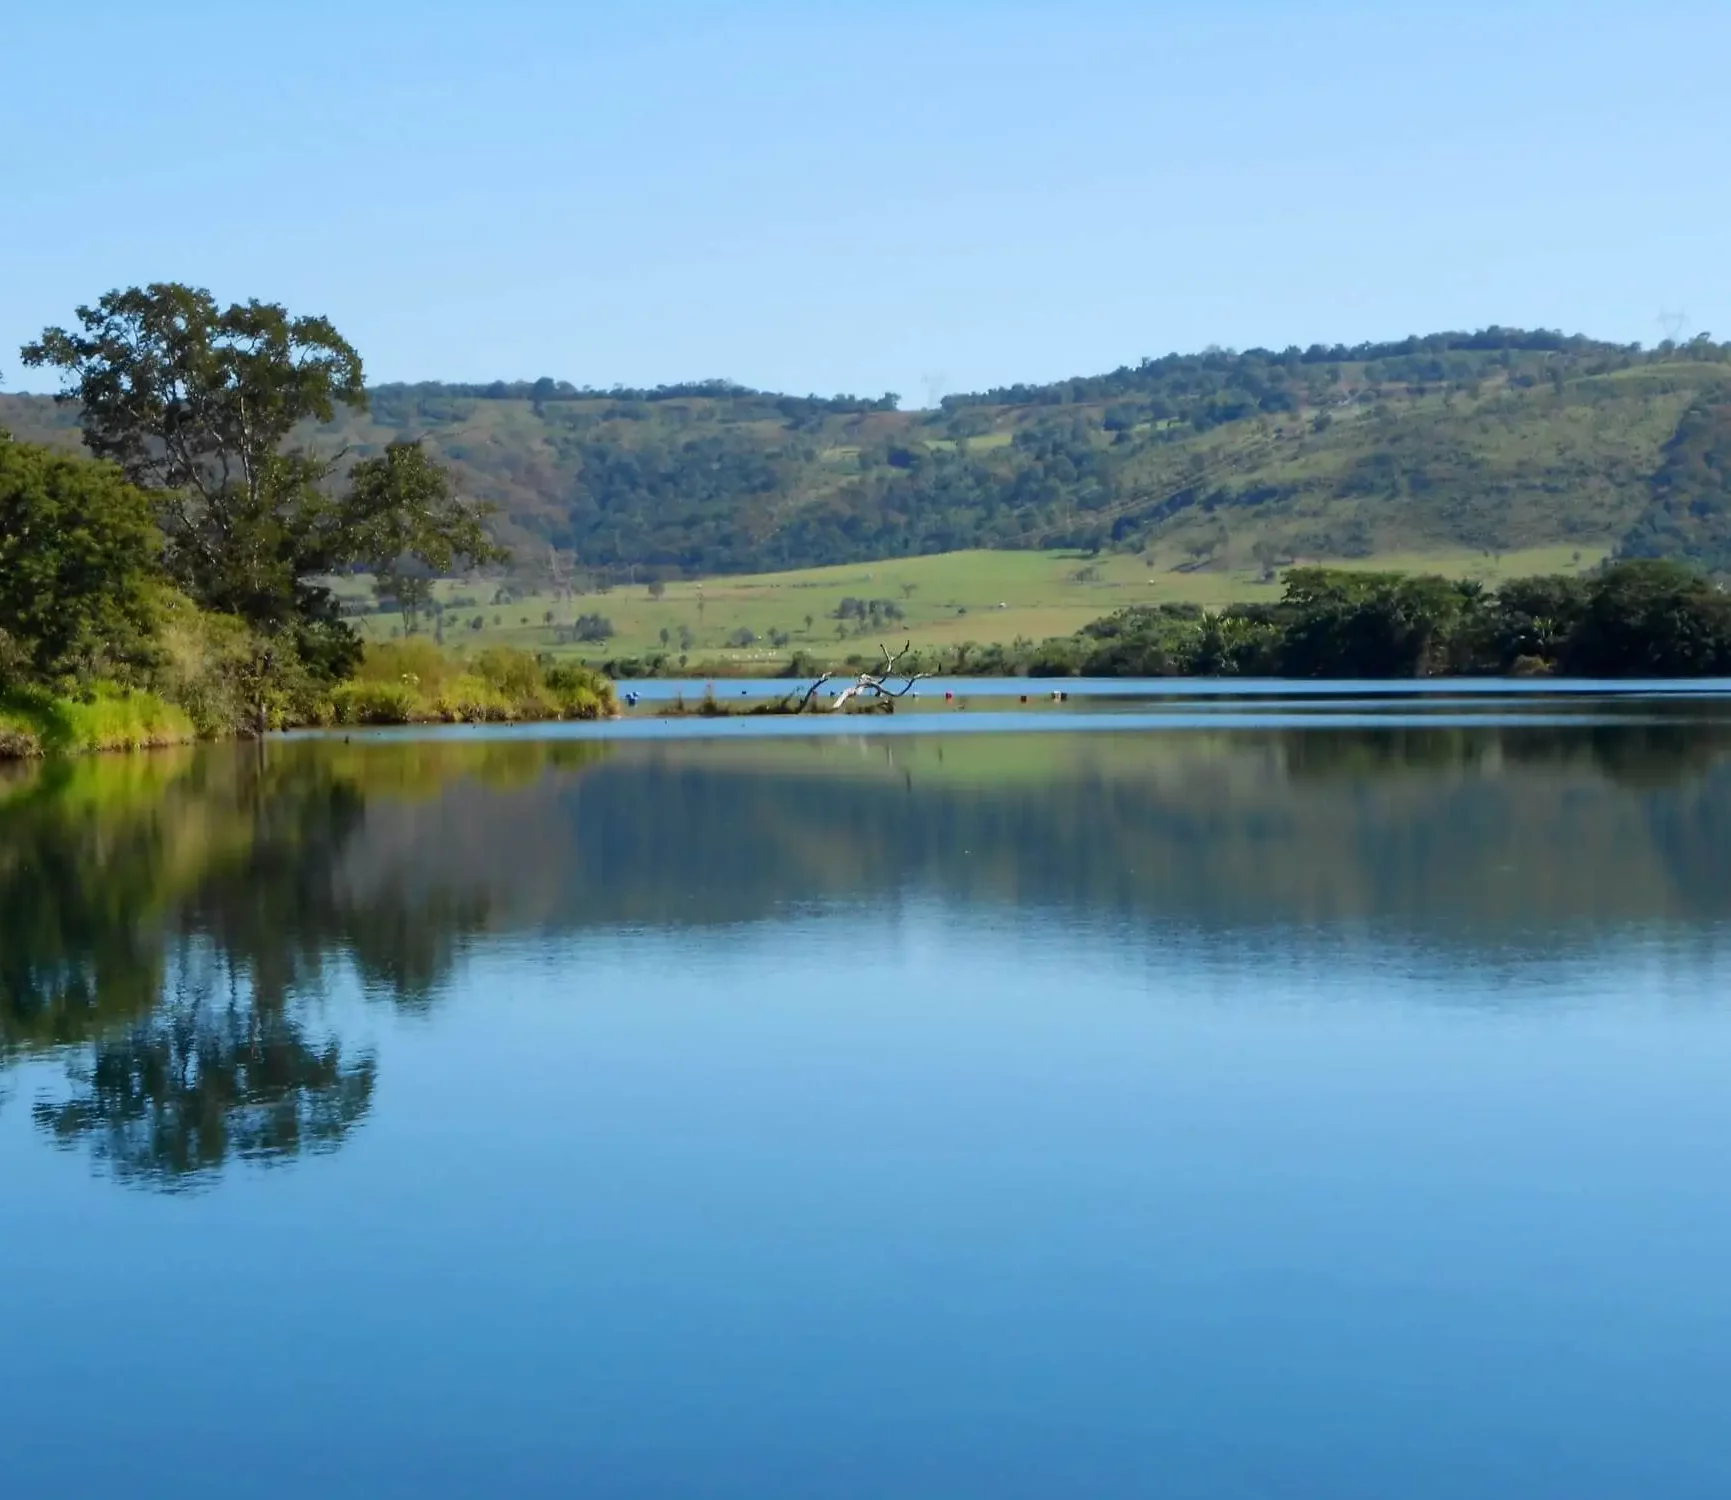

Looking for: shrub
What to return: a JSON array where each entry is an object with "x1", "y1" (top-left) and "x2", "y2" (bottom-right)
[
  {"x1": 329, "y1": 679, "x2": 420, "y2": 725},
  {"x1": 328, "y1": 645, "x2": 616, "y2": 723},
  {"x1": 352, "y1": 638, "x2": 457, "y2": 693},
  {"x1": 473, "y1": 647, "x2": 543, "y2": 698},
  {"x1": 544, "y1": 662, "x2": 613, "y2": 719},
  {"x1": 0, "y1": 683, "x2": 195, "y2": 756},
  {"x1": 150, "y1": 596, "x2": 260, "y2": 736},
  {"x1": 431, "y1": 674, "x2": 517, "y2": 722}
]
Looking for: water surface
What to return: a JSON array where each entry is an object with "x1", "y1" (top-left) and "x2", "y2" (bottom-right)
[{"x1": 4, "y1": 702, "x2": 1730, "y2": 1498}]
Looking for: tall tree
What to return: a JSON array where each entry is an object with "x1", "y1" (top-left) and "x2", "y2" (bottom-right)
[{"x1": 21, "y1": 284, "x2": 501, "y2": 681}]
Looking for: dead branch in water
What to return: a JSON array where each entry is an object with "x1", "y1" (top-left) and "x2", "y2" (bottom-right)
[
  {"x1": 828, "y1": 641, "x2": 931, "y2": 711},
  {"x1": 784, "y1": 672, "x2": 835, "y2": 713}
]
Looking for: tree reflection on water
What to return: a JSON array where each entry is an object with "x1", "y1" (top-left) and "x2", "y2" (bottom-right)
[
  {"x1": 6, "y1": 709, "x2": 1731, "y2": 1190},
  {"x1": 0, "y1": 740, "x2": 602, "y2": 1189},
  {"x1": 32, "y1": 981, "x2": 377, "y2": 1189}
]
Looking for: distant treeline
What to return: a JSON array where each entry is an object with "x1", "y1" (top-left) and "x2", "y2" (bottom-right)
[
  {"x1": 943, "y1": 329, "x2": 1725, "y2": 412},
  {"x1": 935, "y1": 560, "x2": 1731, "y2": 679},
  {"x1": 370, "y1": 332, "x2": 1731, "y2": 577},
  {"x1": 369, "y1": 379, "x2": 900, "y2": 420},
  {"x1": 11, "y1": 325, "x2": 1731, "y2": 583}
]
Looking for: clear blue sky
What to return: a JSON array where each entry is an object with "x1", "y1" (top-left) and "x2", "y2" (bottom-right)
[{"x1": 5, "y1": 0, "x2": 1727, "y2": 403}]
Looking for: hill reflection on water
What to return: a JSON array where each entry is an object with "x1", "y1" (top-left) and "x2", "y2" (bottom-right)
[{"x1": 5, "y1": 711, "x2": 1731, "y2": 1188}]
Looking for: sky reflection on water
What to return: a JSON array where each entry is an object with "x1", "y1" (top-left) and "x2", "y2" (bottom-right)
[{"x1": 3, "y1": 710, "x2": 1730, "y2": 1498}]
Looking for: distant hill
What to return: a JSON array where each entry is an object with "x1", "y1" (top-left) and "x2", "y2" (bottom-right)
[{"x1": 6, "y1": 329, "x2": 1729, "y2": 580}]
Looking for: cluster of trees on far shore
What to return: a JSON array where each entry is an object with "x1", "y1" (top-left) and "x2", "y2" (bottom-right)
[
  {"x1": 2, "y1": 282, "x2": 611, "y2": 752},
  {"x1": 923, "y1": 561, "x2": 1731, "y2": 679}
]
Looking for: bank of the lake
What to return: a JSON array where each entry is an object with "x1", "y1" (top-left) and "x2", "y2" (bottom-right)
[
  {"x1": 590, "y1": 560, "x2": 1731, "y2": 685},
  {"x1": 0, "y1": 644, "x2": 618, "y2": 759},
  {"x1": 0, "y1": 685, "x2": 196, "y2": 758}
]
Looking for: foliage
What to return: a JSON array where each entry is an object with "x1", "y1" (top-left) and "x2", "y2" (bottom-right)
[
  {"x1": 149, "y1": 595, "x2": 277, "y2": 736},
  {"x1": 20, "y1": 284, "x2": 365, "y2": 497},
  {"x1": 835, "y1": 597, "x2": 905, "y2": 623},
  {"x1": 17, "y1": 327, "x2": 1725, "y2": 582},
  {"x1": 941, "y1": 329, "x2": 1653, "y2": 411},
  {"x1": 344, "y1": 440, "x2": 506, "y2": 592},
  {"x1": 1000, "y1": 561, "x2": 1731, "y2": 679},
  {"x1": 0, "y1": 684, "x2": 195, "y2": 757},
  {"x1": 1619, "y1": 397, "x2": 1731, "y2": 573},
  {"x1": 329, "y1": 642, "x2": 614, "y2": 724},
  {"x1": 370, "y1": 377, "x2": 898, "y2": 417},
  {"x1": 21, "y1": 284, "x2": 501, "y2": 692},
  {"x1": 1564, "y1": 560, "x2": 1731, "y2": 675},
  {"x1": 0, "y1": 436, "x2": 163, "y2": 686},
  {"x1": 1273, "y1": 569, "x2": 1478, "y2": 677}
]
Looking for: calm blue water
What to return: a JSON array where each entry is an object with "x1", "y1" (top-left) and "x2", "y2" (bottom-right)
[
  {"x1": 619, "y1": 673, "x2": 1731, "y2": 700},
  {"x1": 4, "y1": 706, "x2": 1731, "y2": 1498}
]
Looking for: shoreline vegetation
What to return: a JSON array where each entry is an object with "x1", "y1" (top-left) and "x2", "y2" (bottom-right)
[
  {"x1": 0, "y1": 685, "x2": 196, "y2": 758},
  {"x1": 599, "y1": 558, "x2": 1731, "y2": 687},
  {"x1": 327, "y1": 642, "x2": 613, "y2": 727},
  {"x1": 7, "y1": 282, "x2": 1731, "y2": 758},
  {"x1": 0, "y1": 643, "x2": 616, "y2": 758},
  {"x1": 3, "y1": 281, "x2": 609, "y2": 759}
]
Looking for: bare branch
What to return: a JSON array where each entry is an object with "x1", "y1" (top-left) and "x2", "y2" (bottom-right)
[
  {"x1": 826, "y1": 639, "x2": 929, "y2": 711},
  {"x1": 785, "y1": 672, "x2": 834, "y2": 713}
]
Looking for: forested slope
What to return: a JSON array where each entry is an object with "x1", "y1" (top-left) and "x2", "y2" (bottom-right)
[{"x1": 7, "y1": 330, "x2": 1728, "y2": 580}]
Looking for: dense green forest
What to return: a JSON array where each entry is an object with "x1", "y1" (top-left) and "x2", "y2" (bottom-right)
[
  {"x1": 1619, "y1": 398, "x2": 1731, "y2": 572},
  {"x1": 11, "y1": 327, "x2": 1726, "y2": 582},
  {"x1": 922, "y1": 560, "x2": 1731, "y2": 680}
]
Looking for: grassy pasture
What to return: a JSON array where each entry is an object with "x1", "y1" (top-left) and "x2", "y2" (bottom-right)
[{"x1": 347, "y1": 542, "x2": 1608, "y2": 673}]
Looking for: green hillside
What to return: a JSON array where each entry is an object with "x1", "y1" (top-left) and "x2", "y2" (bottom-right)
[{"x1": 7, "y1": 330, "x2": 1729, "y2": 583}]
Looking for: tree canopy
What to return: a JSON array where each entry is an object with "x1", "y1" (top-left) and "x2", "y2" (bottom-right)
[
  {"x1": 0, "y1": 435, "x2": 162, "y2": 686},
  {"x1": 1014, "y1": 560, "x2": 1731, "y2": 680},
  {"x1": 22, "y1": 283, "x2": 501, "y2": 683},
  {"x1": 1619, "y1": 399, "x2": 1731, "y2": 573}
]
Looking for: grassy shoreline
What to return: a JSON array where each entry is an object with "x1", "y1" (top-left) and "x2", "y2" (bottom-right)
[
  {"x1": 0, "y1": 644, "x2": 619, "y2": 760},
  {"x1": 0, "y1": 686, "x2": 198, "y2": 758}
]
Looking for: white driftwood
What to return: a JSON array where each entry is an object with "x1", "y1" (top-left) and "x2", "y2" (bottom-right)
[{"x1": 827, "y1": 641, "x2": 930, "y2": 712}]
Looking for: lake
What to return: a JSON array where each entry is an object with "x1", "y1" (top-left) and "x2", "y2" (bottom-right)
[{"x1": 5, "y1": 693, "x2": 1731, "y2": 1498}]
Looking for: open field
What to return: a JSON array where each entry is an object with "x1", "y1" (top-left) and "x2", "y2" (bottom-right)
[{"x1": 348, "y1": 543, "x2": 1610, "y2": 672}]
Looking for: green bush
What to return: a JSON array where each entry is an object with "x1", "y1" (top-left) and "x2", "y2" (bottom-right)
[
  {"x1": 473, "y1": 647, "x2": 544, "y2": 698},
  {"x1": 431, "y1": 674, "x2": 518, "y2": 722},
  {"x1": 329, "y1": 680, "x2": 420, "y2": 725},
  {"x1": 544, "y1": 662, "x2": 613, "y2": 719},
  {"x1": 326, "y1": 647, "x2": 616, "y2": 724},
  {"x1": 150, "y1": 596, "x2": 259, "y2": 736},
  {"x1": 350, "y1": 638, "x2": 459, "y2": 693},
  {"x1": 0, "y1": 683, "x2": 195, "y2": 757}
]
